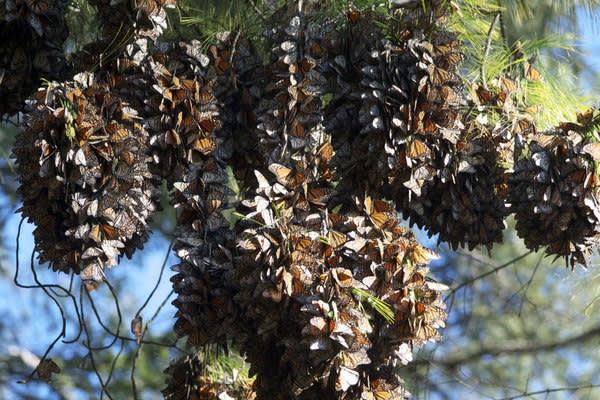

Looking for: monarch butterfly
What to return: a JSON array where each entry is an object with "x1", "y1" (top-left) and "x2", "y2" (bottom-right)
[
  {"x1": 193, "y1": 136, "x2": 217, "y2": 155},
  {"x1": 206, "y1": 189, "x2": 227, "y2": 213},
  {"x1": 316, "y1": 142, "x2": 333, "y2": 163},
  {"x1": 205, "y1": 212, "x2": 229, "y2": 232},
  {"x1": 339, "y1": 349, "x2": 370, "y2": 369},
  {"x1": 525, "y1": 105, "x2": 543, "y2": 115},
  {"x1": 428, "y1": 64, "x2": 456, "y2": 86},
  {"x1": 335, "y1": 366, "x2": 360, "y2": 392},
  {"x1": 307, "y1": 187, "x2": 333, "y2": 207},
  {"x1": 427, "y1": 84, "x2": 453, "y2": 105},
  {"x1": 187, "y1": 326, "x2": 209, "y2": 347},
  {"x1": 165, "y1": 129, "x2": 181, "y2": 146},
  {"x1": 410, "y1": 244, "x2": 439, "y2": 265},
  {"x1": 500, "y1": 76, "x2": 518, "y2": 94},
  {"x1": 531, "y1": 134, "x2": 559, "y2": 148},
  {"x1": 328, "y1": 230, "x2": 347, "y2": 248},
  {"x1": 134, "y1": 0, "x2": 163, "y2": 15},
  {"x1": 289, "y1": 118, "x2": 306, "y2": 139},
  {"x1": 423, "y1": 304, "x2": 448, "y2": 328},
  {"x1": 119, "y1": 151, "x2": 137, "y2": 165},
  {"x1": 347, "y1": 9, "x2": 363, "y2": 24},
  {"x1": 332, "y1": 268, "x2": 353, "y2": 288},
  {"x1": 88, "y1": 223, "x2": 120, "y2": 243},
  {"x1": 215, "y1": 58, "x2": 231, "y2": 75},
  {"x1": 36, "y1": 358, "x2": 61, "y2": 382},
  {"x1": 262, "y1": 284, "x2": 284, "y2": 303},
  {"x1": 365, "y1": 379, "x2": 410, "y2": 400},
  {"x1": 420, "y1": 115, "x2": 438, "y2": 134},
  {"x1": 308, "y1": 40, "x2": 326, "y2": 58},
  {"x1": 577, "y1": 108, "x2": 596, "y2": 125},
  {"x1": 292, "y1": 235, "x2": 312, "y2": 251},
  {"x1": 524, "y1": 61, "x2": 543, "y2": 81},
  {"x1": 407, "y1": 139, "x2": 431, "y2": 161},
  {"x1": 512, "y1": 118, "x2": 535, "y2": 136},
  {"x1": 384, "y1": 289, "x2": 405, "y2": 306},
  {"x1": 344, "y1": 238, "x2": 367, "y2": 253},
  {"x1": 473, "y1": 85, "x2": 493, "y2": 105},
  {"x1": 80, "y1": 262, "x2": 105, "y2": 282},
  {"x1": 582, "y1": 142, "x2": 600, "y2": 162},
  {"x1": 109, "y1": 126, "x2": 131, "y2": 142},
  {"x1": 436, "y1": 49, "x2": 464, "y2": 70},
  {"x1": 414, "y1": 320, "x2": 441, "y2": 343},
  {"x1": 269, "y1": 163, "x2": 306, "y2": 188}
]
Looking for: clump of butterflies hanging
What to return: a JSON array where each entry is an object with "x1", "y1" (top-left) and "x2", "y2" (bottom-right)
[{"x1": 8, "y1": 0, "x2": 600, "y2": 399}]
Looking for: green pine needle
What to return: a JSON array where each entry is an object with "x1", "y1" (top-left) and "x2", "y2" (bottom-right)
[{"x1": 351, "y1": 287, "x2": 395, "y2": 324}]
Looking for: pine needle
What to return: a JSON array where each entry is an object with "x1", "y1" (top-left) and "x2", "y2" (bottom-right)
[{"x1": 351, "y1": 287, "x2": 395, "y2": 324}]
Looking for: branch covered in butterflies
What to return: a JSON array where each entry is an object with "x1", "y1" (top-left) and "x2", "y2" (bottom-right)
[{"x1": 8, "y1": 0, "x2": 600, "y2": 398}]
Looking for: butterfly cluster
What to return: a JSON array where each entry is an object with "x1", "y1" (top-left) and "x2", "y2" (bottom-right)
[
  {"x1": 510, "y1": 110, "x2": 600, "y2": 268},
  {"x1": 12, "y1": 75, "x2": 161, "y2": 282},
  {"x1": 0, "y1": 0, "x2": 69, "y2": 116},
  {"x1": 0, "y1": 0, "x2": 180, "y2": 119},
  {"x1": 86, "y1": 0, "x2": 175, "y2": 45},
  {"x1": 324, "y1": 7, "x2": 509, "y2": 251},
  {"x1": 14, "y1": 0, "x2": 600, "y2": 399},
  {"x1": 233, "y1": 169, "x2": 445, "y2": 399}
]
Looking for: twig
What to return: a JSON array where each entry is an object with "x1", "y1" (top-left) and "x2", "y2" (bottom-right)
[
  {"x1": 13, "y1": 218, "x2": 83, "y2": 345},
  {"x1": 84, "y1": 282, "x2": 121, "y2": 351},
  {"x1": 414, "y1": 324, "x2": 600, "y2": 368},
  {"x1": 135, "y1": 238, "x2": 174, "y2": 319},
  {"x1": 451, "y1": 250, "x2": 533, "y2": 294},
  {"x1": 496, "y1": 0, "x2": 509, "y2": 51},
  {"x1": 14, "y1": 220, "x2": 82, "y2": 384},
  {"x1": 131, "y1": 288, "x2": 175, "y2": 400},
  {"x1": 481, "y1": 12, "x2": 500, "y2": 90},
  {"x1": 104, "y1": 339, "x2": 125, "y2": 391},
  {"x1": 229, "y1": 29, "x2": 242, "y2": 65},
  {"x1": 517, "y1": 252, "x2": 543, "y2": 316},
  {"x1": 501, "y1": 383, "x2": 600, "y2": 400},
  {"x1": 80, "y1": 286, "x2": 114, "y2": 400}
]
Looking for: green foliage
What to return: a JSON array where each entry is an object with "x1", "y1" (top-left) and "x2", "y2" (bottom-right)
[
  {"x1": 451, "y1": 0, "x2": 590, "y2": 128},
  {"x1": 64, "y1": 0, "x2": 101, "y2": 58},
  {"x1": 351, "y1": 287, "x2": 396, "y2": 324}
]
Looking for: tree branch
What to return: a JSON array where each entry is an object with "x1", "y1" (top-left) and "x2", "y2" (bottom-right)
[
  {"x1": 481, "y1": 12, "x2": 500, "y2": 90},
  {"x1": 414, "y1": 324, "x2": 600, "y2": 368},
  {"x1": 501, "y1": 383, "x2": 600, "y2": 400},
  {"x1": 451, "y1": 250, "x2": 533, "y2": 294}
]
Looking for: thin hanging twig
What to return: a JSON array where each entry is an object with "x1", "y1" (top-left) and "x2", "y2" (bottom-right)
[
  {"x1": 14, "y1": 219, "x2": 84, "y2": 383},
  {"x1": 80, "y1": 286, "x2": 114, "y2": 400},
  {"x1": 451, "y1": 250, "x2": 533, "y2": 294},
  {"x1": 131, "y1": 288, "x2": 175, "y2": 400},
  {"x1": 480, "y1": 12, "x2": 501, "y2": 90},
  {"x1": 135, "y1": 238, "x2": 174, "y2": 319},
  {"x1": 83, "y1": 282, "x2": 121, "y2": 351},
  {"x1": 103, "y1": 339, "x2": 126, "y2": 392}
]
